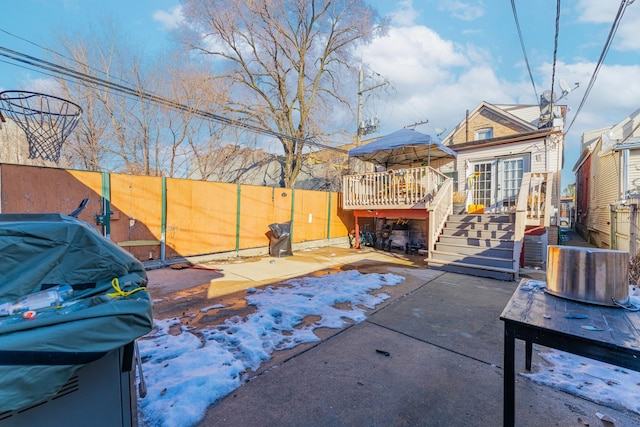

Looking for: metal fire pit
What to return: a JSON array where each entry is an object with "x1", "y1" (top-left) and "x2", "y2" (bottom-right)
[{"x1": 546, "y1": 245, "x2": 629, "y2": 307}]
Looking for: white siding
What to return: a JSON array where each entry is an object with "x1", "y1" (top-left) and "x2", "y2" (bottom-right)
[
  {"x1": 629, "y1": 149, "x2": 640, "y2": 195},
  {"x1": 454, "y1": 136, "x2": 558, "y2": 193},
  {"x1": 589, "y1": 142, "x2": 619, "y2": 248}
]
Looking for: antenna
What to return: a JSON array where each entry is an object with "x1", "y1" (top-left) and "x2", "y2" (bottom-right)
[
  {"x1": 404, "y1": 119, "x2": 428, "y2": 129},
  {"x1": 559, "y1": 79, "x2": 579, "y2": 97},
  {"x1": 538, "y1": 78, "x2": 580, "y2": 129}
]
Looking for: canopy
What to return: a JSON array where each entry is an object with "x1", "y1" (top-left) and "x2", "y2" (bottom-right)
[{"x1": 349, "y1": 128, "x2": 457, "y2": 167}]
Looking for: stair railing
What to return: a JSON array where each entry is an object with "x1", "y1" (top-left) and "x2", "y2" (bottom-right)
[
  {"x1": 513, "y1": 172, "x2": 554, "y2": 279},
  {"x1": 427, "y1": 178, "x2": 454, "y2": 258}
]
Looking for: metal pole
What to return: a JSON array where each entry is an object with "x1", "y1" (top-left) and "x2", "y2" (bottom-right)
[
  {"x1": 610, "y1": 205, "x2": 617, "y2": 250},
  {"x1": 630, "y1": 204, "x2": 637, "y2": 257}
]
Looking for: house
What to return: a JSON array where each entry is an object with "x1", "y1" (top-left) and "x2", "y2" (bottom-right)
[
  {"x1": 573, "y1": 107, "x2": 640, "y2": 249},
  {"x1": 342, "y1": 101, "x2": 565, "y2": 280}
]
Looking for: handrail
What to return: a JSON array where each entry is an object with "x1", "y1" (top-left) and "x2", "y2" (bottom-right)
[
  {"x1": 513, "y1": 171, "x2": 553, "y2": 278},
  {"x1": 427, "y1": 178, "x2": 454, "y2": 258},
  {"x1": 513, "y1": 174, "x2": 530, "y2": 279}
]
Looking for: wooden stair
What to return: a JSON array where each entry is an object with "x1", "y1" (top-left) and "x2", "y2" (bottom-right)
[{"x1": 426, "y1": 213, "x2": 517, "y2": 281}]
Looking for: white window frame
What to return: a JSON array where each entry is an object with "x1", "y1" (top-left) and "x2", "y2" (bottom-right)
[{"x1": 475, "y1": 128, "x2": 493, "y2": 141}]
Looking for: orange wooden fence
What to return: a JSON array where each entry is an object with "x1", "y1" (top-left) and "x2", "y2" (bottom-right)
[{"x1": 0, "y1": 164, "x2": 353, "y2": 261}]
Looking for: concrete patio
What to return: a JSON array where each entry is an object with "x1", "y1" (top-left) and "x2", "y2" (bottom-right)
[{"x1": 144, "y1": 236, "x2": 638, "y2": 427}]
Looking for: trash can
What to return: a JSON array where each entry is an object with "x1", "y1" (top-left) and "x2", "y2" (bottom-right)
[
  {"x1": 268, "y1": 221, "x2": 293, "y2": 257},
  {"x1": 0, "y1": 213, "x2": 153, "y2": 427}
]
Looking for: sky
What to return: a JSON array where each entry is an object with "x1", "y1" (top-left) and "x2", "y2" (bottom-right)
[
  {"x1": 2, "y1": 0, "x2": 640, "y2": 186},
  {"x1": 136, "y1": 269, "x2": 640, "y2": 427}
]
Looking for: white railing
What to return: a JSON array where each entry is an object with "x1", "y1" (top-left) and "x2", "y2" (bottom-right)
[
  {"x1": 513, "y1": 172, "x2": 553, "y2": 276},
  {"x1": 427, "y1": 178, "x2": 454, "y2": 258},
  {"x1": 342, "y1": 166, "x2": 449, "y2": 210}
]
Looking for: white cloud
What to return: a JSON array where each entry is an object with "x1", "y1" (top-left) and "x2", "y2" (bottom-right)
[
  {"x1": 576, "y1": 0, "x2": 620, "y2": 24},
  {"x1": 153, "y1": 5, "x2": 184, "y2": 30},
  {"x1": 438, "y1": 0, "x2": 484, "y2": 21},
  {"x1": 359, "y1": 1, "x2": 639, "y2": 186},
  {"x1": 24, "y1": 77, "x2": 62, "y2": 96},
  {"x1": 390, "y1": 0, "x2": 420, "y2": 26},
  {"x1": 576, "y1": 0, "x2": 640, "y2": 51},
  {"x1": 360, "y1": 21, "x2": 509, "y2": 133}
]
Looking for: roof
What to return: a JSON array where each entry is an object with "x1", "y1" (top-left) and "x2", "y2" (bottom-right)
[
  {"x1": 348, "y1": 128, "x2": 456, "y2": 167},
  {"x1": 440, "y1": 101, "x2": 538, "y2": 143},
  {"x1": 448, "y1": 128, "x2": 554, "y2": 151}
]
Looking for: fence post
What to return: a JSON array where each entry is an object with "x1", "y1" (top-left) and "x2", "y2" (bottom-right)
[
  {"x1": 610, "y1": 205, "x2": 617, "y2": 250},
  {"x1": 235, "y1": 183, "x2": 241, "y2": 254},
  {"x1": 630, "y1": 204, "x2": 637, "y2": 258},
  {"x1": 161, "y1": 177, "x2": 166, "y2": 264},
  {"x1": 101, "y1": 172, "x2": 111, "y2": 239},
  {"x1": 326, "y1": 192, "x2": 332, "y2": 241},
  {"x1": 289, "y1": 188, "x2": 296, "y2": 242}
]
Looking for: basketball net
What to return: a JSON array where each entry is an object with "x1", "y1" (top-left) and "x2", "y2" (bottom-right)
[{"x1": 0, "y1": 91, "x2": 82, "y2": 163}]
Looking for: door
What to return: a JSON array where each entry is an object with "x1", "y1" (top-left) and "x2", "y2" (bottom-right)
[
  {"x1": 470, "y1": 162, "x2": 493, "y2": 211},
  {"x1": 470, "y1": 156, "x2": 527, "y2": 213},
  {"x1": 499, "y1": 157, "x2": 526, "y2": 212}
]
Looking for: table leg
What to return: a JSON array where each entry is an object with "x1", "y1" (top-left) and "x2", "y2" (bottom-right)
[
  {"x1": 504, "y1": 323, "x2": 515, "y2": 427},
  {"x1": 525, "y1": 340, "x2": 532, "y2": 371}
]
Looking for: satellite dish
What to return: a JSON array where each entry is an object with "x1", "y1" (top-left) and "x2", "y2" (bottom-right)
[
  {"x1": 559, "y1": 79, "x2": 572, "y2": 95},
  {"x1": 542, "y1": 90, "x2": 556, "y2": 103}
]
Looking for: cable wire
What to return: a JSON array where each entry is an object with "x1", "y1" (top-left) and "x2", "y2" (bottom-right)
[
  {"x1": 0, "y1": 46, "x2": 347, "y2": 154},
  {"x1": 566, "y1": 0, "x2": 631, "y2": 134},
  {"x1": 549, "y1": 0, "x2": 561, "y2": 111},
  {"x1": 510, "y1": 0, "x2": 538, "y2": 101}
]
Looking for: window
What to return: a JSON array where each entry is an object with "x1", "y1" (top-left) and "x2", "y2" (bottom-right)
[{"x1": 475, "y1": 128, "x2": 493, "y2": 140}]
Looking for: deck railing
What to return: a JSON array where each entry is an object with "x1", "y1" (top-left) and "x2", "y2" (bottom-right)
[{"x1": 342, "y1": 166, "x2": 449, "y2": 210}]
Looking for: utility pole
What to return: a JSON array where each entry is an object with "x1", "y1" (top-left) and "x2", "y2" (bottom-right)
[
  {"x1": 356, "y1": 63, "x2": 388, "y2": 146},
  {"x1": 353, "y1": 63, "x2": 388, "y2": 174}
]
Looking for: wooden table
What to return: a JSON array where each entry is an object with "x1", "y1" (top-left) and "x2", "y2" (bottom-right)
[{"x1": 500, "y1": 279, "x2": 640, "y2": 427}]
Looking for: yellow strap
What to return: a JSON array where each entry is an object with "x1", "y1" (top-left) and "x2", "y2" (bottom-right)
[{"x1": 106, "y1": 278, "x2": 147, "y2": 298}]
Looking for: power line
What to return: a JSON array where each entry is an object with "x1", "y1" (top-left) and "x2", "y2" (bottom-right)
[
  {"x1": 509, "y1": 0, "x2": 538, "y2": 101},
  {"x1": 566, "y1": 0, "x2": 631, "y2": 134},
  {"x1": 0, "y1": 46, "x2": 347, "y2": 154},
  {"x1": 549, "y1": 0, "x2": 561, "y2": 109},
  {"x1": 0, "y1": 28, "x2": 131, "y2": 87}
]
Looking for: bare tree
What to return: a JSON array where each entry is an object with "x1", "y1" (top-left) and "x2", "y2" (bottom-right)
[
  {"x1": 179, "y1": 0, "x2": 385, "y2": 187},
  {"x1": 159, "y1": 60, "x2": 235, "y2": 178}
]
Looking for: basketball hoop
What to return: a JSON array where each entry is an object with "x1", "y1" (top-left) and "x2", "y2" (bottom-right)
[{"x1": 0, "y1": 91, "x2": 82, "y2": 163}]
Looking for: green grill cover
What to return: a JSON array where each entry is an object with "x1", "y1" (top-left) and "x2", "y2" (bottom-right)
[{"x1": 0, "y1": 213, "x2": 153, "y2": 411}]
